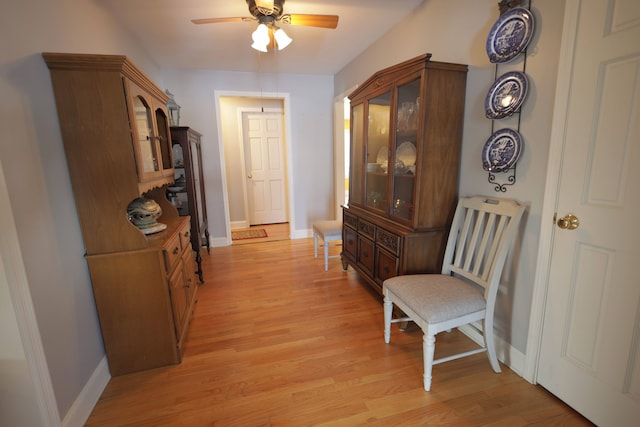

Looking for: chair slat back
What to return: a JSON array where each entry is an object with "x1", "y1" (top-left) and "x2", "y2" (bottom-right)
[{"x1": 443, "y1": 197, "x2": 524, "y2": 298}]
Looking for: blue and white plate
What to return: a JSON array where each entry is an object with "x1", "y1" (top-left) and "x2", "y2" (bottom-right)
[
  {"x1": 482, "y1": 129, "x2": 523, "y2": 172},
  {"x1": 486, "y1": 7, "x2": 535, "y2": 63},
  {"x1": 485, "y1": 71, "x2": 528, "y2": 119}
]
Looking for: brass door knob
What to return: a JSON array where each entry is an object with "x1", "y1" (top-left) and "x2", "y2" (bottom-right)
[{"x1": 557, "y1": 213, "x2": 580, "y2": 230}]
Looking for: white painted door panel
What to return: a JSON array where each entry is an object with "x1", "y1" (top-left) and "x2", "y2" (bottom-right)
[
  {"x1": 244, "y1": 113, "x2": 287, "y2": 225},
  {"x1": 538, "y1": 0, "x2": 640, "y2": 425}
]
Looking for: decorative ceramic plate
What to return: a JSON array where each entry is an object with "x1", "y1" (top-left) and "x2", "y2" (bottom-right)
[
  {"x1": 485, "y1": 71, "x2": 528, "y2": 119},
  {"x1": 482, "y1": 129, "x2": 523, "y2": 172},
  {"x1": 396, "y1": 141, "x2": 417, "y2": 166},
  {"x1": 486, "y1": 7, "x2": 535, "y2": 63}
]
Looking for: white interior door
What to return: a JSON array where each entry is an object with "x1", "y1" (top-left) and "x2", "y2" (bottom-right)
[
  {"x1": 243, "y1": 112, "x2": 287, "y2": 225},
  {"x1": 537, "y1": 0, "x2": 640, "y2": 425}
]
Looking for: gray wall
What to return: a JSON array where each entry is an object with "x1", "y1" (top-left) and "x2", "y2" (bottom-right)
[
  {"x1": 335, "y1": 0, "x2": 566, "y2": 354},
  {"x1": 159, "y1": 69, "x2": 335, "y2": 238},
  {"x1": 0, "y1": 0, "x2": 165, "y2": 419}
]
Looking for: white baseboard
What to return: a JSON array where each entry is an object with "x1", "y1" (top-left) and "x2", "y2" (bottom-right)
[
  {"x1": 230, "y1": 220, "x2": 249, "y2": 229},
  {"x1": 210, "y1": 236, "x2": 230, "y2": 247},
  {"x1": 61, "y1": 356, "x2": 110, "y2": 427},
  {"x1": 293, "y1": 228, "x2": 313, "y2": 239},
  {"x1": 457, "y1": 324, "x2": 527, "y2": 379}
]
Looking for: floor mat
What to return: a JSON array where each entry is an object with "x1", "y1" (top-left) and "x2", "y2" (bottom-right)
[{"x1": 231, "y1": 228, "x2": 268, "y2": 240}]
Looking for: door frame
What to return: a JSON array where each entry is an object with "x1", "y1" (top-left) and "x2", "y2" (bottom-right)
[
  {"x1": 524, "y1": 0, "x2": 580, "y2": 383},
  {"x1": 214, "y1": 91, "x2": 295, "y2": 245},
  {"x1": 238, "y1": 107, "x2": 288, "y2": 227}
]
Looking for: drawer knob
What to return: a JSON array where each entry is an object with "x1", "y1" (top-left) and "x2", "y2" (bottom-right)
[{"x1": 173, "y1": 247, "x2": 179, "y2": 255}]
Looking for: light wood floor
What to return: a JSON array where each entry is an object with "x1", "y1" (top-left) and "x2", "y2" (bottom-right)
[{"x1": 85, "y1": 238, "x2": 593, "y2": 426}]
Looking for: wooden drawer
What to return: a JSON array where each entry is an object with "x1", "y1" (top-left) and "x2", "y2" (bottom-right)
[
  {"x1": 377, "y1": 228, "x2": 401, "y2": 256},
  {"x1": 343, "y1": 210, "x2": 358, "y2": 230},
  {"x1": 164, "y1": 232, "x2": 182, "y2": 272},
  {"x1": 178, "y1": 220, "x2": 192, "y2": 251},
  {"x1": 376, "y1": 248, "x2": 399, "y2": 283},
  {"x1": 357, "y1": 236, "x2": 375, "y2": 275},
  {"x1": 358, "y1": 217, "x2": 376, "y2": 240}
]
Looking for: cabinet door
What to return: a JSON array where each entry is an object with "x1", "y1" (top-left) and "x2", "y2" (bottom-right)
[
  {"x1": 189, "y1": 135, "x2": 207, "y2": 240},
  {"x1": 343, "y1": 226, "x2": 358, "y2": 261},
  {"x1": 357, "y1": 236, "x2": 375, "y2": 275},
  {"x1": 127, "y1": 81, "x2": 173, "y2": 182},
  {"x1": 154, "y1": 106, "x2": 174, "y2": 177},
  {"x1": 376, "y1": 248, "x2": 399, "y2": 283},
  {"x1": 181, "y1": 248, "x2": 198, "y2": 307},
  {"x1": 391, "y1": 78, "x2": 421, "y2": 222},
  {"x1": 365, "y1": 92, "x2": 391, "y2": 213},
  {"x1": 168, "y1": 260, "x2": 188, "y2": 341},
  {"x1": 349, "y1": 103, "x2": 365, "y2": 205}
]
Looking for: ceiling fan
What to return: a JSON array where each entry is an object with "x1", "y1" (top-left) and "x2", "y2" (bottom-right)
[{"x1": 192, "y1": 0, "x2": 339, "y2": 37}]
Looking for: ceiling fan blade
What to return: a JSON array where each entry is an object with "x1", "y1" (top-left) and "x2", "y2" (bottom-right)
[
  {"x1": 191, "y1": 17, "x2": 253, "y2": 25},
  {"x1": 282, "y1": 14, "x2": 339, "y2": 29}
]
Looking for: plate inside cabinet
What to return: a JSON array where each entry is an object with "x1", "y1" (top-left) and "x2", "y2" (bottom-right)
[
  {"x1": 376, "y1": 146, "x2": 388, "y2": 164},
  {"x1": 482, "y1": 129, "x2": 523, "y2": 172},
  {"x1": 486, "y1": 7, "x2": 535, "y2": 63},
  {"x1": 396, "y1": 141, "x2": 417, "y2": 166},
  {"x1": 485, "y1": 71, "x2": 528, "y2": 119}
]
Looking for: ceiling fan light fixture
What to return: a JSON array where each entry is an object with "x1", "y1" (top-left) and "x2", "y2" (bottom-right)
[
  {"x1": 273, "y1": 27, "x2": 292, "y2": 50},
  {"x1": 251, "y1": 23, "x2": 270, "y2": 52},
  {"x1": 251, "y1": 40, "x2": 268, "y2": 52}
]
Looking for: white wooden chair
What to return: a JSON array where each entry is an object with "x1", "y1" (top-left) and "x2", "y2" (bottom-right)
[
  {"x1": 313, "y1": 220, "x2": 342, "y2": 271},
  {"x1": 383, "y1": 196, "x2": 525, "y2": 391}
]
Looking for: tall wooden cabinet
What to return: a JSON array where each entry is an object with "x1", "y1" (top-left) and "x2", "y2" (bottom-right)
[
  {"x1": 343, "y1": 53, "x2": 468, "y2": 294},
  {"x1": 43, "y1": 53, "x2": 199, "y2": 375},
  {"x1": 169, "y1": 127, "x2": 209, "y2": 283}
]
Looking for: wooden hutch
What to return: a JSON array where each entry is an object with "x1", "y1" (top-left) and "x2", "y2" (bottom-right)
[
  {"x1": 342, "y1": 53, "x2": 468, "y2": 294},
  {"x1": 43, "y1": 53, "x2": 199, "y2": 375}
]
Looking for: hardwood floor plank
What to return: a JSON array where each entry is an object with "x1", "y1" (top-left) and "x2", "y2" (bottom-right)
[{"x1": 85, "y1": 238, "x2": 593, "y2": 426}]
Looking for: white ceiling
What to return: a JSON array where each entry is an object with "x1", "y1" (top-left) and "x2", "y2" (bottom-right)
[{"x1": 101, "y1": 0, "x2": 424, "y2": 74}]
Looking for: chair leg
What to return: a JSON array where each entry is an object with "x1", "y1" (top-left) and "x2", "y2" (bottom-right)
[
  {"x1": 483, "y1": 318, "x2": 502, "y2": 373},
  {"x1": 423, "y1": 334, "x2": 436, "y2": 391},
  {"x1": 324, "y1": 239, "x2": 329, "y2": 271},
  {"x1": 313, "y1": 233, "x2": 318, "y2": 258},
  {"x1": 383, "y1": 297, "x2": 393, "y2": 343}
]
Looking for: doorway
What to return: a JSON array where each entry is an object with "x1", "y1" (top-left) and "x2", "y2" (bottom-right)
[{"x1": 216, "y1": 93, "x2": 294, "y2": 245}]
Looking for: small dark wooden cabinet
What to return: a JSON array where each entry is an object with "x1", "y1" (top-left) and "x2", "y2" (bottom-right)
[
  {"x1": 169, "y1": 126, "x2": 209, "y2": 283},
  {"x1": 343, "y1": 53, "x2": 468, "y2": 294}
]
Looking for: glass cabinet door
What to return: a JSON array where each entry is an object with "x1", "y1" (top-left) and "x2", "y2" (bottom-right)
[
  {"x1": 391, "y1": 78, "x2": 420, "y2": 221},
  {"x1": 128, "y1": 81, "x2": 174, "y2": 182},
  {"x1": 349, "y1": 103, "x2": 364, "y2": 205},
  {"x1": 190, "y1": 138, "x2": 205, "y2": 232},
  {"x1": 365, "y1": 92, "x2": 391, "y2": 211},
  {"x1": 132, "y1": 95, "x2": 158, "y2": 175},
  {"x1": 155, "y1": 107, "x2": 174, "y2": 176}
]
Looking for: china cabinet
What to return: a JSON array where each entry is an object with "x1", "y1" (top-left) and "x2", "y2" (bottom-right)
[
  {"x1": 342, "y1": 53, "x2": 468, "y2": 294},
  {"x1": 43, "y1": 52, "x2": 198, "y2": 375},
  {"x1": 169, "y1": 126, "x2": 210, "y2": 283}
]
